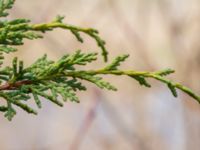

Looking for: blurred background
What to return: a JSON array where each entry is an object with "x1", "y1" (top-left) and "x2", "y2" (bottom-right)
[{"x1": 1, "y1": 0, "x2": 200, "y2": 149}]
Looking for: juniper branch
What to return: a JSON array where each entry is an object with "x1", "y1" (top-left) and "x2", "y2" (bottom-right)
[
  {"x1": 63, "y1": 69, "x2": 200, "y2": 102},
  {"x1": 0, "y1": 0, "x2": 200, "y2": 121},
  {"x1": 0, "y1": 15, "x2": 108, "y2": 61},
  {"x1": 30, "y1": 21, "x2": 108, "y2": 61}
]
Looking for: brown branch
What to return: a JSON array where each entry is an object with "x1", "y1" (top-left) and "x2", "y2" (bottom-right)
[{"x1": 0, "y1": 80, "x2": 33, "y2": 91}]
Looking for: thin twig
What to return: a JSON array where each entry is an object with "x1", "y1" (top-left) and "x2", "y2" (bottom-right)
[{"x1": 69, "y1": 88, "x2": 100, "y2": 150}]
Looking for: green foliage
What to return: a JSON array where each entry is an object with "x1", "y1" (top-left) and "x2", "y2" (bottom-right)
[
  {"x1": 0, "y1": 0, "x2": 200, "y2": 121},
  {"x1": 0, "y1": 0, "x2": 15, "y2": 17}
]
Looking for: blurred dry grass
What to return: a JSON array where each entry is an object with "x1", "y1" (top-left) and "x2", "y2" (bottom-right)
[{"x1": 1, "y1": 0, "x2": 200, "y2": 150}]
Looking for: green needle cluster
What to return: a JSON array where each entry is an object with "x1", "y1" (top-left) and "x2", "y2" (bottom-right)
[{"x1": 0, "y1": 0, "x2": 199, "y2": 121}]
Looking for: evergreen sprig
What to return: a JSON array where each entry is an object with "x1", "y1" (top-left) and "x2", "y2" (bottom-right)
[
  {"x1": 0, "y1": 0, "x2": 199, "y2": 121},
  {"x1": 0, "y1": 0, "x2": 14, "y2": 17}
]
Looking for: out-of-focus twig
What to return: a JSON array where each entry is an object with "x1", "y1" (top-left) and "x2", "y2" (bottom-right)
[
  {"x1": 69, "y1": 89, "x2": 101, "y2": 150},
  {"x1": 100, "y1": 92, "x2": 148, "y2": 150}
]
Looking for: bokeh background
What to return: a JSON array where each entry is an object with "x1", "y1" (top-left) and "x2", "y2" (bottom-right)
[{"x1": 1, "y1": 0, "x2": 200, "y2": 150}]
